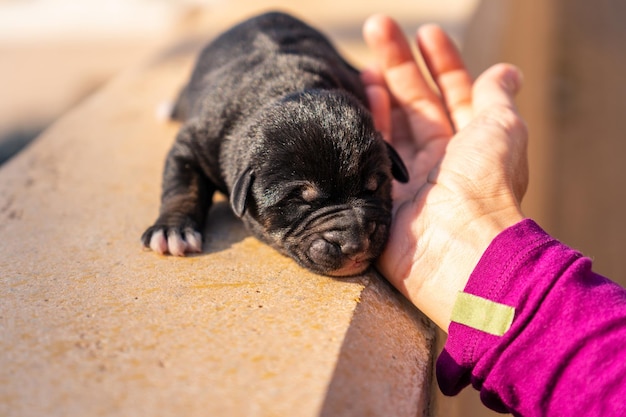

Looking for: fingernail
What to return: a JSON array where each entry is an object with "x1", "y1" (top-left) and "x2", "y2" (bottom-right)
[{"x1": 506, "y1": 65, "x2": 524, "y2": 93}]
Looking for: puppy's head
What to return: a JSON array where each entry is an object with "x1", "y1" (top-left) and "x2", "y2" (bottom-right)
[{"x1": 230, "y1": 90, "x2": 408, "y2": 276}]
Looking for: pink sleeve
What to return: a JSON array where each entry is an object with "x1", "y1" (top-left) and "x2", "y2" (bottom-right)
[{"x1": 436, "y1": 219, "x2": 626, "y2": 416}]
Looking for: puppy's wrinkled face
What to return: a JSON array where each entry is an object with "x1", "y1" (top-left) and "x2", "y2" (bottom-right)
[{"x1": 233, "y1": 91, "x2": 405, "y2": 277}]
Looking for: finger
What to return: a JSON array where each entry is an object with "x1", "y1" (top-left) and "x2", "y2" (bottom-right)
[
  {"x1": 361, "y1": 66, "x2": 395, "y2": 131},
  {"x1": 362, "y1": 66, "x2": 406, "y2": 110},
  {"x1": 363, "y1": 15, "x2": 453, "y2": 140},
  {"x1": 417, "y1": 24, "x2": 474, "y2": 129},
  {"x1": 365, "y1": 84, "x2": 392, "y2": 141},
  {"x1": 361, "y1": 67, "x2": 386, "y2": 89},
  {"x1": 472, "y1": 63, "x2": 523, "y2": 114}
]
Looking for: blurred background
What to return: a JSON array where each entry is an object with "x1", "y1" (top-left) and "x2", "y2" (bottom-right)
[
  {"x1": 2, "y1": 0, "x2": 625, "y2": 415},
  {"x1": 0, "y1": 0, "x2": 478, "y2": 164}
]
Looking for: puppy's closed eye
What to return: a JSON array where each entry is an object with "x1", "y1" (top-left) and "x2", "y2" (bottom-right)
[
  {"x1": 301, "y1": 184, "x2": 322, "y2": 202},
  {"x1": 271, "y1": 182, "x2": 323, "y2": 206},
  {"x1": 363, "y1": 172, "x2": 390, "y2": 195},
  {"x1": 365, "y1": 176, "x2": 379, "y2": 192}
]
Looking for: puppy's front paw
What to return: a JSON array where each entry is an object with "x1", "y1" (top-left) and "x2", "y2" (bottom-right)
[{"x1": 141, "y1": 225, "x2": 203, "y2": 256}]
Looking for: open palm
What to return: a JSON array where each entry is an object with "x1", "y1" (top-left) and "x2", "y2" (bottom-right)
[{"x1": 362, "y1": 16, "x2": 528, "y2": 329}]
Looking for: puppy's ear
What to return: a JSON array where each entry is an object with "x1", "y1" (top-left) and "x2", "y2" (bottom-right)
[
  {"x1": 385, "y1": 143, "x2": 410, "y2": 183},
  {"x1": 230, "y1": 167, "x2": 254, "y2": 218}
]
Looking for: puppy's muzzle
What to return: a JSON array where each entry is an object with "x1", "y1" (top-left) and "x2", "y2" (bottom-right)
[{"x1": 294, "y1": 205, "x2": 389, "y2": 277}]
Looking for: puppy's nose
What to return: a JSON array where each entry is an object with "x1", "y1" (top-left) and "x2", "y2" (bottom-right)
[
  {"x1": 340, "y1": 239, "x2": 369, "y2": 256},
  {"x1": 323, "y1": 230, "x2": 369, "y2": 256}
]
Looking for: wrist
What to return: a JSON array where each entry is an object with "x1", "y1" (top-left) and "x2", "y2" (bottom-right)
[{"x1": 403, "y1": 204, "x2": 524, "y2": 331}]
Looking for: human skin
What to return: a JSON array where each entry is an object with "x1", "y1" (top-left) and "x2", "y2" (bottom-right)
[{"x1": 361, "y1": 15, "x2": 528, "y2": 331}]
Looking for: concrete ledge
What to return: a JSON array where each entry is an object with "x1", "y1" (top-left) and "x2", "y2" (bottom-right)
[{"x1": 0, "y1": 39, "x2": 434, "y2": 416}]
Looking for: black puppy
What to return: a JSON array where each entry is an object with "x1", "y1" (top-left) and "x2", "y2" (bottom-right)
[{"x1": 142, "y1": 12, "x2": 408, "y2": 277}]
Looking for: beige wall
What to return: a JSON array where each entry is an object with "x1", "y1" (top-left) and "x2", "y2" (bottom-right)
[
  {"x1": 437, "y1": 0, "x2": 626, "y2": 415},
  {"x1": 465, "y1": 0, "x2": 626, "y2": 284}
]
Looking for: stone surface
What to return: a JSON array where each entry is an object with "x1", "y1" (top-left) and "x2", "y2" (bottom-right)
[{"x1": 0, "y1": 37, "x2": 435, "y2": 416}]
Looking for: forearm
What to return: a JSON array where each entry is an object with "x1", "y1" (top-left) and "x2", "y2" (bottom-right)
[{"x1": 437, "y1": 219, "x2": 626, "y2": 416}]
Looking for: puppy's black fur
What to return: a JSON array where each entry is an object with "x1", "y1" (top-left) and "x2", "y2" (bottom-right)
[{"x1": 142, "y1": 12, "x2": 408, "y2": 277}]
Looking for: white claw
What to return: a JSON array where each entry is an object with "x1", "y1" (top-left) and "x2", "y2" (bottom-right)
[
  {"x1": 184, "y1": 229, "x2": 203, "y2": 253},
  {"x1": 149, "y1": 229, "x2": 168, "y2": 255},
  {"x1": 167, "y1": 230, "x2": 187, "y2": 256},
  {"x1": 155, "y1": 100, "x2": 175, "y2": 122}
]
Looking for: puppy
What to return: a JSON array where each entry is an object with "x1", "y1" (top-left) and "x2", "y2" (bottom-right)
[{"x1": 142, "y1": 12, "x2": 408, "y2": 277}]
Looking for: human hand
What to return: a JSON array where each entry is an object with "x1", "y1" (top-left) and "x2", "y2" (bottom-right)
[{"x1": 362, "y1": 15, "x2": 528, "y2": 331}]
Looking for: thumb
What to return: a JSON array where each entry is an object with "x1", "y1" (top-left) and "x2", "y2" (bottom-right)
[
  {"x1": 472, "y1": 63, "x2": 523, "y2": 115},
  {"x1": 462, "y1": 64, "x2": 529, "y2": 201}
]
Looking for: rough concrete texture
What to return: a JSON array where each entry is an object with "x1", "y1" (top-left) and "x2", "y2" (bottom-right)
[{"x1": 0, "y1": 36, "x2": 435, "y2": 416}]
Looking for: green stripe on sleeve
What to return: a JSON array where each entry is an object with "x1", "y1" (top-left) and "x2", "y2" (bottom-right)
[{"x1": 451, "y1": 292, "x2": 515, "y2": 336}]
